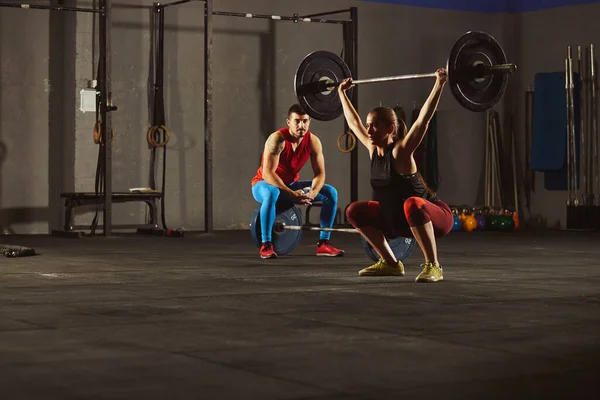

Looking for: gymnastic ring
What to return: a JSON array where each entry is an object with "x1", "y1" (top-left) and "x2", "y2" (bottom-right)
[
  {"x1": 93, "y1": 121, "x2": 114, "y2": 145},
  {"x1": 337, "y1": 131, "x2": 356, "y2": 153},
  {"x1": 147, "y1": 125, "x2": 171, "y2": 148}
]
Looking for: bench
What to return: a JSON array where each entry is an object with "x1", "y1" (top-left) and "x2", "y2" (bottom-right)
[{"x1": 55, "y1": 191, "x2": 162, "y2": 235}]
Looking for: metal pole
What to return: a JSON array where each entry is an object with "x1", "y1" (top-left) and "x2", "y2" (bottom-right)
[
  {"x1": 212, "y1": 10, "x2": 347, "y2": 24},
  {"x1": 511, "y1": 115, "x2": 518, "y2": 215},
  {"x1": 351, "y1": 72, "x2": 436, "y2": 85},
  {"x1": 342, "y1": 20, "x2": 352, "y2": 212},
  {"x1": 0, "y1": 3, "x2": 101, "y2": 12},
  {"x1": 524, "y1": 88, "x2": 534, "y2": 219},
  {"x1": 300, "y1": 9, "x2": 351, "y2": 19},
  {"x1": 591, "y1": 45, "x2": 598, "y2": 206},
  {"x1": 320, "y1": 73, "x2": 435, "y2": 91},
  {"x1": 568, "y1": 48, "x2": 578, "y2": 206},
  {"x1": 485, "y1": 110, "x2": 490, "y2": 206},
  {"x1": 579, "y1": 46, "x2": 587, "y2": 205},
  {"x1": 99, "y1": 0, "x2": 113, "y2": 236},
  {"x1": 280, "y1": 224, "x2": 358, "y2": 234},
  {"x1": 162, "y1": 0, "x2": 196, "y2": 8},
  {"x1": 565, "y1": 56, "x2": 572, "y2": 209},
  {"x1": 350, "y1": 7, "x2": 358, "y2": 204},
  {"x1": 490, "y1": 112, "x2": 496, "y2": 207},
  {"x1": 492, "y1": 111, "x2": 503, "y2": 207},
  {"x1": 204, "y1": 0, "x2": 213, "y2": 233},
  {"x1": 324, "y1": 62, "x2": 517, "y2": 89},
  {"x1": 585, "y1": 47, "x2": 592, "y2": 200}
]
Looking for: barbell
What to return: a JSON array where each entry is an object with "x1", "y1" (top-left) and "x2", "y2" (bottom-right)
[
  {"x1": 294, "y1": 31, "x2": 517, "y2": 121},
  {"x1": 249, "y1": 204, "x2": 416, "y2": 261}
]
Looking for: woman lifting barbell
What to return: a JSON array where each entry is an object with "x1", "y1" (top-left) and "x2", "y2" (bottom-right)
[{"x1": 338, "y1": 68, "x2": 453, "y2": 282}]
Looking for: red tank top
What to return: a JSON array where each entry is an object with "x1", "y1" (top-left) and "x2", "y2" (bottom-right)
[{"x1": 251, "y1": 128, "x2": 313, "y2": 186}]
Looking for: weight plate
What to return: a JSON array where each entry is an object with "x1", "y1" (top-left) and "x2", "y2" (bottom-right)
[
  {"x1": 294, "y1": 50, "x2": 353, "y2": 121},
  {"x1": 447, "y1": 31, "x2": 509, "y2": 112},
  {"x1": 250, "y1": 203, "x2": 303, "y2": 256},
  {"x1": 360, "y1": 235, "x2": 416, "y2": 262}
]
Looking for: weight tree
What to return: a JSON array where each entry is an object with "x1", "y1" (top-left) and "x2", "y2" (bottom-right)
[{"x1": 0, "y1": 0, "x2": 115, "y2": 236}]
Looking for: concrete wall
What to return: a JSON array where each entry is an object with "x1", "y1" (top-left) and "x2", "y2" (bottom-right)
[
  {"x1": 0, "y1": 7, "x2": 72, "y2": 234},
  {"x1": 0, "y1": 0, "x2": 514, "y2": 233}
]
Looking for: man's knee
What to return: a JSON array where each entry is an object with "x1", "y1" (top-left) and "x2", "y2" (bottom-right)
[
  {"x1": 319, "y1": 184, "x2": 338, "y2": 201},
  {"x1": 261, "y1": 184, "x2": 280, "y2": 204}
]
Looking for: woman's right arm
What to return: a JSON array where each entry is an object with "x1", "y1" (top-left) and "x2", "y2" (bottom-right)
[{"x1": 338, "y1": 79, "x2": 372, "y2": 150}]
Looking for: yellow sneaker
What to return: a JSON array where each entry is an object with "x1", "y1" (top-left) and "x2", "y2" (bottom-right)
[
  {"x1": 358, "y1": 258, "x2": 405, "y2": 276},
  {"x1": 415, "y1": 262, "x2": 443, "y2": 283}
]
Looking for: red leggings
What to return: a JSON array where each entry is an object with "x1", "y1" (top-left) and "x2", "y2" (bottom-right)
[{"x1": 346, "y1": 197, "x2": 453, "y2": 239}]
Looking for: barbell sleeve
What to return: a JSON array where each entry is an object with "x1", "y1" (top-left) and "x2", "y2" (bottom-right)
[{"x1": 481, "y1": 63, "x2": 518, "y2": 74}]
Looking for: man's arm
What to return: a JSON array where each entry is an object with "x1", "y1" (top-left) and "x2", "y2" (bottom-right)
[
  {"x1": 397, "y1": 69, "x2": 447, "y2": 154},
  {"x1": 261, "y1": 131, "x2": 297, "y2": 197},
  {"x1": 307, "y1": 135, "x2": 326, "y2": 198}
]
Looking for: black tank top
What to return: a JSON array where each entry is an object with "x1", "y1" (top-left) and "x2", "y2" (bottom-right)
[{"x1": 370, "y1": 146, "x2": 437, "y2": 218}]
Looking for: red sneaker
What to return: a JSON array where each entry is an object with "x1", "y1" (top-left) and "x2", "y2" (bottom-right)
[
  {"x1": 316, "y1": 240, "x2": 344, "y2": 257},
  {"x1": 259, "y1": 242, "x2": 278, "y2": 259}
]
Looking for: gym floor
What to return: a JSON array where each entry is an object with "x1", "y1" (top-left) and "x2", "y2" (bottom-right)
[{"x1": 1, "y1": 229, "x2": 599, "y2": 399}]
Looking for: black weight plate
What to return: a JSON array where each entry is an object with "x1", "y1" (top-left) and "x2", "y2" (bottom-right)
[
  {"x1": 294, "y1": 50, "x2": 353, "y2": 121},
  {"x1": 447, "y1": 31, "x2": 509, "y2": 112},
  {"x1": 359, "y1": 235, "x2": 416, "y2": 262},
  {"x1": 250, "y1": 203, "x2": 303, "y2": 256}
]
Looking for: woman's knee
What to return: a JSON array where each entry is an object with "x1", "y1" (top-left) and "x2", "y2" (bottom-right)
[
  {"x1": 404, "y1": 197, "x2": 431, "y2": 226},
  {"x1": 346, "y1": 201, "x2": 378, "y2": 227}
]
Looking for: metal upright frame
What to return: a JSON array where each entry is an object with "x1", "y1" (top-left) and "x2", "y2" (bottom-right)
[
  {"x1": 98, "y1": 0, "x2": 114, "y2": 236},
  {"x1": 13, "y1": 0, "x2": 358, "y2": 235},
  {"x1": 204, "y1": 0, "x2": 214, "y2": 234},
  {"x1": 343, "y1": 8, "x2": 359, "y2": 206},
  {"x1": 0, "y1": 2, "x2": 99, "y2": 12},
  {"x1": 201, "y1": 2, "x2": 359, "y2": 232},
  {"x1": 0, "y1": 0, "x2": 114, "y2": 235}
]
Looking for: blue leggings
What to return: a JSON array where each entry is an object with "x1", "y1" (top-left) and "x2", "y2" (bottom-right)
[{"x1": 252, "y1": 180, "x2": 338, "y2": 242}]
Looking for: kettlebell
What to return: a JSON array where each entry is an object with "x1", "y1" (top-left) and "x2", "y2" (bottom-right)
[
  {"x1": 475, "y1": 215, "x2": 487, "y2": 230},
  {"x1": 452, "y1": 214, "x2": 462, "y2": 232},
  {"x1": 463, "y1": 215, "x2": 478, "y2": 232}
]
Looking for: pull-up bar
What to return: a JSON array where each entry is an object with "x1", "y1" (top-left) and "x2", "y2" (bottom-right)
[
  {"x1": 212, "y1": 10, "x2": 349, "y2": 24},
  {"x1": 0, "y1": 2, "x2": 101, "y2": 13},
  {"x1": 155, "y1": 0, "x2": 352, "y2": 24},
  {"x1": 299, "y1": 9, "x2": 352, "y2": 19},
  {"x1": 161, "y1": 0, "x2": 198, "y2": 9}
]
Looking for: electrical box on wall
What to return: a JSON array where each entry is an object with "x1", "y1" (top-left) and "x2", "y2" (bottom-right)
[
  {"x1": 79, "y1": 89, "x2": 97, "y2": 113},
  {"x1": 79, "y1": 80, "x2": 98, "y2": 113}
]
